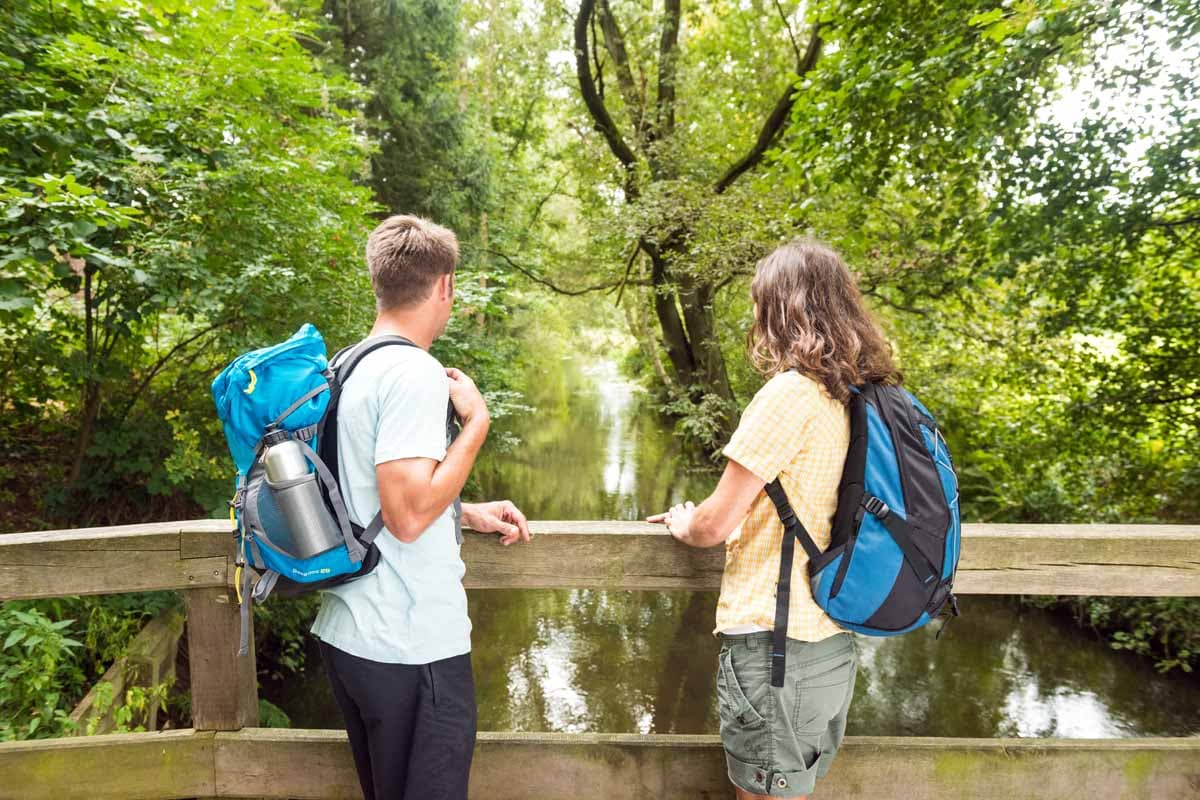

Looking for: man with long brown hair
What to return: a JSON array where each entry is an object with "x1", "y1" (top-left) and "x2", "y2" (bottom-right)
[{"x1": 649, "y1": 239, "x2": 900, "y2": 799}]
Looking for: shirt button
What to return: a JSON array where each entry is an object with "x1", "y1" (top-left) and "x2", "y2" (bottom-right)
[{"x1": 776, "y1": 776, "x2": 788, "y2": 789}]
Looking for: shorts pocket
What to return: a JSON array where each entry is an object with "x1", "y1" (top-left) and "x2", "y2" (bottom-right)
[
  {"x1": 717, "y1": 646, "x2": 766, "y2": 728},
  {"x1": 717, "y1": 644, "x2": 773, "y2": 774},
  {"x1": 792, "y1": 649, "x2": 855, "y2": 736}
]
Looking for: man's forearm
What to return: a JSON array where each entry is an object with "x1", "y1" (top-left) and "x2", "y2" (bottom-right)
[{"x1": 429, "y1": 415, "x2": 488, "y2": 508}]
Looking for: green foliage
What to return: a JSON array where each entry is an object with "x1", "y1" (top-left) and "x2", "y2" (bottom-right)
[
  {"x1": 0, "y1": 605, "x2": 83, "y2": 740},
  {"x1": 659, "y1": 391, "x2": 738, "y2": 459},
  {"x1": 72, "y1": 592, "x2": 178, "y2": 676},
  {"x1": 1028, "y1": 596, "x2": 1200, "y2": 675},
  {"x1": 0, "y1": 0, "x2": 377, "y2": 523},
  {"x1": 254, "y1": 595, "x2": 322, "y2": 682},
  {"x1": 0, "y1": 593, "x2": 178, "y2": 739},
  {"x1": 1102, "y1": 599, "x2": 1198, "y2": 674},
  {"x1": 258, "y1": 697, "x2": 293, "y2": 729},
  {"x1": 842, "y1": 2, "x2": 1199, "y2": 528},
  {"x1": 84, "y1": 676, "x2": 174, "y2": 735},
  {"x1": 316, "y1": 0, "x2": 487, "y2": 228}
]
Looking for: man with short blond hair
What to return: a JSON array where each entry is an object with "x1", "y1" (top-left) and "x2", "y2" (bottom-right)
[
  {"x1": 312, "y1": 214, "x2": 531, "y2": 800},
  {"x1": 365, "y1": 214, "x2": 460, "y2": 308}
]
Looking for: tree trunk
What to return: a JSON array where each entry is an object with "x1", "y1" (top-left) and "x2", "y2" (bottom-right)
[
  {"x1": 69, "y1": 264, "x2": 100, "y2": 486},
  {"x1": 648, "y1": 251, "x2": 696, "y2": 386},
  {"x1": 677, "y1": 273, "x2": 733, "y2": 403},
  {"x1": 647, "y1": 246, "x2": 737, "y2": 443},
  {"x1": 68, "y1": 382, "x2": 100, "y2": 486}
]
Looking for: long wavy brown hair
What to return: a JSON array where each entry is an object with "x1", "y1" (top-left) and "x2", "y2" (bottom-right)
[{"x1": 748, "y1": 239, "x2": 900, "y2": 404}]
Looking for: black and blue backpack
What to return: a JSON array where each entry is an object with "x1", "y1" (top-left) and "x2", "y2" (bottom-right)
[{"x1": 765, "y1": 381, "x2": 961, "y2": 687}]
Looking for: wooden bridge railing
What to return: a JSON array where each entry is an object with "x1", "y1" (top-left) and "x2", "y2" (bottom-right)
[{"x1": 1, "y1": 520, "x2": 1198, "y2": 799}]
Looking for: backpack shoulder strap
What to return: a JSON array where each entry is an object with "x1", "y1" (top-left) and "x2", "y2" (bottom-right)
[
  {"x1": 317, "y1": 335, "x2": 421, "y2": 494},
  {"x1": 331, "y1": 335, "x2": 418, "y2": 380},
  {"x1": 764, "y1": 478, "x2": 822, "y2": 689}
]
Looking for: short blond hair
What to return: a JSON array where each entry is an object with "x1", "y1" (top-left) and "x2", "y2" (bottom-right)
[{"x1": 365, "y1": 215, "x2": 459, "y2": 310}]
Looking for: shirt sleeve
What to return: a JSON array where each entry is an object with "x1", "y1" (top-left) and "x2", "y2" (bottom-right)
[
  {"x1": 722, "y1": 372, "x2": 817, "y2": 483},
  {"x1": 373, "y1": 352, "x2": 450, "y2": 465}
]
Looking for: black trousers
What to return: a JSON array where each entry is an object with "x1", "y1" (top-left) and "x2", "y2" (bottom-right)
[{"x1": 319, "y1": 641, "x2": 477, "y2": 800}]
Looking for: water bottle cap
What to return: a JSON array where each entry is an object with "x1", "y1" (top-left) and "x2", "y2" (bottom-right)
[{"x1": 262, "y1": 428, "x2": 289, "y2": 446}]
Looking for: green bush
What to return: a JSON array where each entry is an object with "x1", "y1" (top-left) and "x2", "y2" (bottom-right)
[
  {"x1": 0, "y1": 605, "x2": 83, "y2": 740},
  {"x1": 1074, "y1": 597, "x2": 1197, "y2": 675}
]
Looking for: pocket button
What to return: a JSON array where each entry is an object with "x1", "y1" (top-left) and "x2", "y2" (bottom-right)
[{"x1": 776, "y1": 776, "x2": 788, "y2": 789}]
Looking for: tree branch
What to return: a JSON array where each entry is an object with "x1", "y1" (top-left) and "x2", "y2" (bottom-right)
[
  {"x1": 1128, "y1": 390, "x2": 1200, "y2": 407},
  {"x1": 575, "y1": 0, "x2": 638, "y2": 170},
  {"x1": 597, "y1": 0, "x2": 646, "y2": 143},
  {"x1": 624, "y1": 288, "x2": 674, "y2": 387},
  {"x1": 519, "y1": 172, "x2": 569, "y2": 244},
  {"x1": 714, "y1": 21, "x2": 822, "y2": 194},
  {"x1": 590, "y1": 9, "x2": 605, "y2": 100},
  {"x1": 115, "y1": 318, "x2": 235, "y2": 425},
  {"x1": 506, "y1": 94, "x2": 541, "y2": 158},
  {"x1": 481, "y1": 247, "x2": 647, "y2": 296},
  {"x1": 613, "y1": 241, "x2": 642, "y2": 305},
  {"x1": 859, "y1": 286, "x2": 933, "y2": 317},
  {"x1": 656, "y1": 0, "x2": 682, "y2": 140},
  {"x1": 773, "y1": 0, "x2": 803, "y2": 63},
  {"x1": 1144, "y1": 214, "x2": 1200, "y2": 229}
]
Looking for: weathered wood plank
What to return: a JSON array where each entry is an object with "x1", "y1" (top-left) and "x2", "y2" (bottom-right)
[
  {"x1": 461, "y1": 521, "x2": 1200, "y2": 596},
  {"x1": 70, "y1": 607, "x2": 185, "y2": 735},
  {"x1": 957, "y1": 523, "x2": 1200, "y2": 596},
  {"x1": 462, "y1": 522, "x2": 728, "y2": 590},
  {"x1": 180, "y1": 520, "x2": 237, "y2": 559},
  {"x1": 3, "y1": 728, "x2": 1197, "y2": 799},
  {"x1": 0, "y1": 729, "x2": 215, "y2": 800},
  {"x1": 3, "y1": 520, "x2": 1199, "y2": 598},
  {"x1": 0, "y1": 522, "x2": 229, "y2": 600},
  {"x1": 209, "y1": 729, "x2": 1200, "y2": 800},
  {"x1": 185, "y1": 588, "x2": 258, "y2": 731}
]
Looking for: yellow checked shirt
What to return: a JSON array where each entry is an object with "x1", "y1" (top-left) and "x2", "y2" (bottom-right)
[{"x1": 717, "y1": 371, "x2": 850, "y2": 642}]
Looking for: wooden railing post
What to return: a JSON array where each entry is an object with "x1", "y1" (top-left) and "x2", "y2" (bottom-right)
[{"x1": 185, "y1": 587, "x2": 258, "y2": 730}]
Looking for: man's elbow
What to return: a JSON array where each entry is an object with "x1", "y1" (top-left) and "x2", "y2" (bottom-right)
[{"x1": 381, "y1": 508, "x2": 424, "y2": 543}]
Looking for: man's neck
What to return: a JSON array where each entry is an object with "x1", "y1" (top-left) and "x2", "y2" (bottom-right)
[{"x1": 369, "y1": 308, "x2": 436, "y2": 350}]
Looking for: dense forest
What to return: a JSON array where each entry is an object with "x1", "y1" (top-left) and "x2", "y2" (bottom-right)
[{"x1": 1, "y1": 0, "x2": 1196, "y2": 739}]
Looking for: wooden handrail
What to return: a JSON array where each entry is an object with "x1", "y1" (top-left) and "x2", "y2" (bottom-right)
[{"x1": 2, "y1": 519, "x2": 1199, "y2": 601}]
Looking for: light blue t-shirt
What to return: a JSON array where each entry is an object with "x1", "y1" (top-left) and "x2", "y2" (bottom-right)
[{"x1": 310, "y1": 341, "x2": 470, "y2": 664}]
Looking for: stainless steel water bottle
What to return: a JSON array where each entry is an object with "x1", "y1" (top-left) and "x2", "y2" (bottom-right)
[{"x1": 261, "y1": 429, "x2": 342, "y2": 558}]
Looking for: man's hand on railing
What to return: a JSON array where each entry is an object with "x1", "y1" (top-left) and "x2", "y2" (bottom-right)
[{"x1": 462, "y1": 500, "x2": 532, "y2": 546}]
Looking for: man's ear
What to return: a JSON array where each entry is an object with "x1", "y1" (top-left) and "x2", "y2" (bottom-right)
[{"x1": 437, "y1": 272, "x2": 454, "y2": 302}]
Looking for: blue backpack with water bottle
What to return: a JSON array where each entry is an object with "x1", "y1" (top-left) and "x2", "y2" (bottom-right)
[
  {"x1": 764, "y1": 380, "x2": 961, "y2": 687},
  {"x1": 212, "y1": 324, "x2": 418, "y2": 655}
]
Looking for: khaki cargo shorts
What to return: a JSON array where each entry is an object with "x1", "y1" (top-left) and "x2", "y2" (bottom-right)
[{"x1": 716, "y1": 631, "x2": 857, "y2": 797}]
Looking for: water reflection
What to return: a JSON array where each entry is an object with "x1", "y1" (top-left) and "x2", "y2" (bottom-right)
[
  {"x1": 471, "y1": 357, "x2": 715, "y2": 521},
  {"x1": 470, "y1": 589, "x2": 719, "y2": 735},
  {"x1": 264, "y1": 357, "x2": 1200, "y2": 738},
  {"x1": 268, "y1": 593, "x2": 1200, "y2": 737},
  {"x1": 474, "y1": 593, "x2": 1200, "y2": 737}
]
